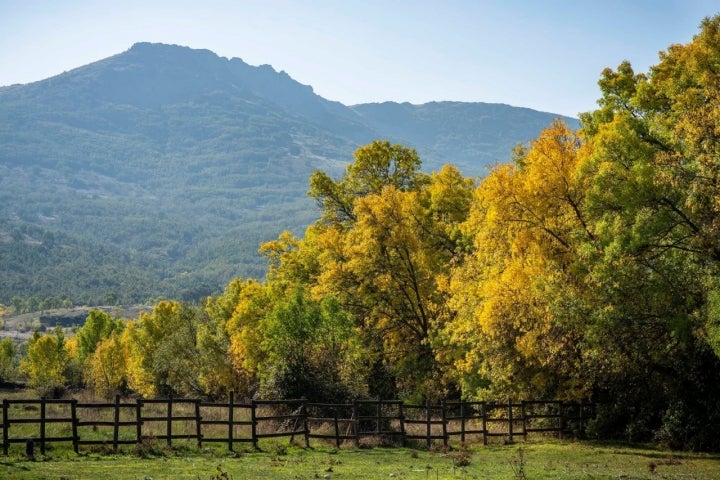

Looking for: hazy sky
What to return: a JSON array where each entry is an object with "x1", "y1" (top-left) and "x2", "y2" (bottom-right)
[{"x1": 1, "y1": 0, "x2": 718, "y2": 117}]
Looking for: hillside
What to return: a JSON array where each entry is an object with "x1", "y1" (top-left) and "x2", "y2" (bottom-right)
[{"x1": 0, "y1": 42, "x2": 580, "y2": 306}]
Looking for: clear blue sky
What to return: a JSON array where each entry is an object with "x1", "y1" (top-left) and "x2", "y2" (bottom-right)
[{"x1": 1, "y1": 0, "x2": 718, "y2": 117}]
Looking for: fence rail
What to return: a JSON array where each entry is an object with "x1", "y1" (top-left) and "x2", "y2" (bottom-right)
[{"x1": 0, "y1": 396, "x2": 594, "y2": 455}]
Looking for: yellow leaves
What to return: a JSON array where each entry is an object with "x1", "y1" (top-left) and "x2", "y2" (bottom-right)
[
  {"x1": 444, "y1": 120, "x2": 589, "y2": 400},
  {"x1": 427, "y1": 165, "x2": 475, "y2": 224},
  {"x1": 20, "y1": 330, "x2": 69, "y2": 395},
  {"x1": 0, "y1": 304, "x2": 8, "y2": 327},
  {"x1": 473, "y1": 120, "x2": 586, "y2": 262},
  {"x1": 224, "y1": 279, "x2": 271, "y2": 375},
  {"x1": 259, "y1": 230, "x2": 300, "y2": 273},
  {"x1": 121, "y1": 320, "x2": 156, "y2": 398},
  {"x1": 84, "y1": 336, "x2": 126, "y2": 398}
]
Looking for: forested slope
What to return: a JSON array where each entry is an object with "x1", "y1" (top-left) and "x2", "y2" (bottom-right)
[{"x1": 0, "y1": 42, "x2": 577, "y2": 306}]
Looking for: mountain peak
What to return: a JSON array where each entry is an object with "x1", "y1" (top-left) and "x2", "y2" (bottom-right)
[{"x1": 125, "y1": 42, "x2": 229, "y2": 64}]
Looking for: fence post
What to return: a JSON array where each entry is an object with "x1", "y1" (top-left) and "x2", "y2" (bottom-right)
[
  {"x1": 481, "y1": 401, "x2": 487, "y2": 446},
  {"x1": 195, "y1": 399, "x2": 202, "y2": 448},
  {"x1": 441, "y1": 400, "x2": 448, "y2": 447},
  {"x1": 507, "y1": 400, "x2": 513, "y2": 443},
  {"x1": 425, "y1": 399, "x2": 431, "y2": 448},
  {"x1": 113, "y1": 394, "x2": 121, "y2": 452},
  {"x1": 166, "y1": 395, "x2": 173, "y2": 447},
  {"x1": 459, "y1": 402, "x2": 466, "y2": 444},
  {"x1": 302, "y1": 399, "x2": 310, "y2": 448},
  {"x1": 558, "y1": 401, "x2": 564, "y2": 440},
  {"x1": 334, "y1": 407, "x2": 340, "y2": 449},
  {"x1": 136, "y1": 398, "x2": 143, "y2": 445},
  {"x1": 251, "y1": 399, "x2": 258, "y2": 450},
  {"x1": 398, "y1": 402, "x2": 406, "y2": 447},
  {"x1": 71, "y1": 399, "x2": 79, "y2": 454},
  {"x1": 376, "y1": 397, "x2": 382, "y2": 435},
  {"x1": 40, "y1": 397, "x2": 46, "y2": 455},
  {"x1": 2, "y1": 399, "x2": 8, "y2": 455},
  {"x1": 228, "y1": 391, "x2": 234, "y2": 452},
  {"x1": 521, "y1": 401, "x2": 527, "y2": 441}
]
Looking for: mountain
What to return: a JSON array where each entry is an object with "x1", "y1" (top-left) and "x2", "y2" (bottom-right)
[{"x1": 0, "y1": 42, "x2": 580, "y2": 306}]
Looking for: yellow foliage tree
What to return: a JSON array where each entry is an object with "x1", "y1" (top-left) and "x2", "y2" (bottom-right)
[
  {"x1": 84, "y1": 335, "x2": 126, "y2": 398},
  {"x1": 445, "y1": 120, "x2": 591, "y2": 400},
  {"x1": 20, "y1": 328, "x2": 70, "y2": 397},
  {"x1": 311, "y1": 151, "x2": 474, "y2": 400}
]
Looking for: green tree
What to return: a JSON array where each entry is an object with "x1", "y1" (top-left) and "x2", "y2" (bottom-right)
[
  {"x1": 122, "y1": 301, "x2": 207, "y2": 397},
  {"x1": 76, "y1": 310, "x2": 124, "y2": 363},
  {"x1": 571, "y1": 16, "x2": 720, "y2": 449},
  {"x1": 257, "y1": 286, "x2": 365, "y2": 401}
]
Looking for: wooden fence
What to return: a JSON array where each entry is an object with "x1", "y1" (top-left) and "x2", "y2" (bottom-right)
[{"x1": 0, "y1": 395, "x2": 594, "y2": 455}]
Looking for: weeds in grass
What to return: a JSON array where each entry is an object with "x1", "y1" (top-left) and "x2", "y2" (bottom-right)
[
  {"x1": 449, "y1": 443, "x2": 471, "y2": 467},
  {"x1": 509, "y1": 446, "x2": 527, "y2": 479},
  {"x1": 271, "y1": 441, "x2": 288, "y2": 456},
  {"x1": 88, "y1": 443, "x2": 115, "y2": 455},
  {"x1": 131, "y1": 436, "x2": 165, "y2": 458},
  {"x1": 202, "y1": 463, "x2": 231, "y2": 480},
  {"x1": 648, "y1": 456, "x2": 682, "y2": 474}
]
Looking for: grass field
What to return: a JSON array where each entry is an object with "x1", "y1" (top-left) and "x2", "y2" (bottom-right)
[{"x1": 1, "y1": 439, "x2": 718, "y2": 480}]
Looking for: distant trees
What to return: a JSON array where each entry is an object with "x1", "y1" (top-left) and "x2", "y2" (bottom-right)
[{"x1": 9, "y1": 295, "x2": 72, "y2": 315}]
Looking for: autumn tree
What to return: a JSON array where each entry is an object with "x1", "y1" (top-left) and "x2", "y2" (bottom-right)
[
  {"x1": 572, "y1": 16, "x2": 720, "y2": 449},
  {"x1": 0, "y1": 338, "x2": 17, "y2": 383},
  {"x1": 202, "y1": 278, "x2": 269, "y2": 398},
  {"x1": 444, "y1": 120, "x2": 591, "y2": 400},
  {"x1": 84, "y1": 335, "x2": 126, "y2": 398},
  {"x1": 0, "y1": 304, "x2": 8, "y2": 329},
  {"x1": 221, "y1": 278, "x2": 274, "y2": 396},
  {"x1": 309, "y1": 142, "x2": 474, "y2": 400},
  {"x1": 309, "y1": 140, "x2": 428, "y2": 227},
  {"x1": 20, "y1": 328, "x2": 70, "y2": 397},
  {"x1": 122, "y1": 301, "x2": 208, "y2": 397}
]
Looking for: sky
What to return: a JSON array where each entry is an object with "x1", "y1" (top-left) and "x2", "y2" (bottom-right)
[{"x1": 1, "y1": 0, "x2": 719, "y2": 118}]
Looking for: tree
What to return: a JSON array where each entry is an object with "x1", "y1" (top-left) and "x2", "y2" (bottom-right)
[
  {"x1": 256, "y1": 286, "x2": 365, "y2": 401},
  {"x1": 0, "y1": 338, "x2": 17, "y2": 383},
  {"x1": 0, "y1": 304, "x2": 8, "y2": 329},
  {"x1": 309, "y1": 140, "x2": 428, "y2": 228},
  {"x1": 122, "y1": 301, "x2": 207, "y2": 397},
  {"x1": 84, "y1": 335, "x2": 126, "y2": 398},
  {"x1": 569, "y1": 16, "x2": 720, "y2": 449},
  {"x1": 223, "y1": 279, "x2": 274, "y2": 395},
  {"x1": 76, "y1": 310, "x2": 124, "y2": 363},
  {"x1": 20, "y1": 328, "x2": 69, "y2": 397},
  {"x1": 309, "y1": 142, "x2": 474, "y2": 400},
  {"x1": 444, "y1": 120, "x2": 590, "y2": 400}
]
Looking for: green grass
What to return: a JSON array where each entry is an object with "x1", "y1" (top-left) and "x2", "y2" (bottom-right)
[{"x1": 0, "y1": 439, "x2": 719, "y2": 479}]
